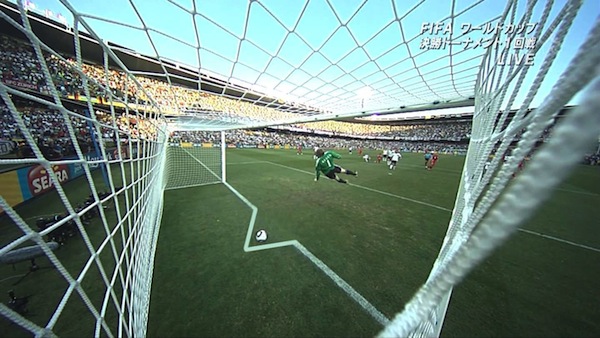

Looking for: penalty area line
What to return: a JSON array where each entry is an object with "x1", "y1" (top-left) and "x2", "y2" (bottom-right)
[
  {"x1": 518, "y1": 229, "x2": 600, "y2": 253},
  {"x1": 349, "y1": 184, "x2": 452, "y2": 212},
  {"x1": 264, "y1": 161, "x2": 600, "y2": 254},
  {"x1": 265, "y1": 161, "x2": 452, "y2": 212},
  {"x1": 403, "y1": 164, "x2": 600, "y2": 197}
]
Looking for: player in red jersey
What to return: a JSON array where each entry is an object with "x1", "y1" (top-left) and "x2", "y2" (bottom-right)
[
  {"x1": 297, "y1": 144, "x2": 303, "y2": 155},
  {"x1": 376, "y1": 153, "x2": 383, "y2": 163},
  {"x1": 427, "y1": 152, "x2": 439, "y2": 170}
]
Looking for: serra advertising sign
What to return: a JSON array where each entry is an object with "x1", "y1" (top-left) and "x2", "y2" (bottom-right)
[
  {"x1": 18, "y1": 164, "x2": 70, "y2": 199},
  {"x1": 11, "y1": 148, "x2": 118, "y2": 205}
]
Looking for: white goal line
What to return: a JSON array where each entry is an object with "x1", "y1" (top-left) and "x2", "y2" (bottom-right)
[{"x1": 221, "y1": 180, "x2": 390, "y2": 326}]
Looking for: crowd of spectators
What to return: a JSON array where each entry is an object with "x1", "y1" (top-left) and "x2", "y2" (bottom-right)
[
  {"x1": 1, "y1": 34, "x2": 597, "y2": 163},
  {"x1": 0, "y1": 99, "x2": 159, "y2": 160},
  {"x1": 0, "y1": 34, "x2": 469, "y2": 139},
  {"x1": 168, "y1": 130, "x2": 469, "y2": 155},
  {"x1": 377, "y1": 122, "x2": 470, "y2": 141}
]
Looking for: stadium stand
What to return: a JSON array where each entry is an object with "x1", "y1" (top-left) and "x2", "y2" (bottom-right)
[{"x1": 0, "y1": 33, "x2": 595, "y2": 163}]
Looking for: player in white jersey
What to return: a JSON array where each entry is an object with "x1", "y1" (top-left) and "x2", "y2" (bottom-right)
[
  {"x1": 386, "y1": 149, "x2": 393, "y2": 166},
  {"x1": 389, "y1": 151, "x2": 401, "y2": 170},
  {"x1": 362, "y1": 154, "x2": 370, "y2": 162}
]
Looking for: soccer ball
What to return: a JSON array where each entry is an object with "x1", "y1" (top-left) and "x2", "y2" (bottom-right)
[{"x1": 255, "y1": 229, "x2": 268, "y2": 242}]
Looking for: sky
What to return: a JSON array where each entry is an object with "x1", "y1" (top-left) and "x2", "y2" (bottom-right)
[{"x1": 9, "y1": 0, "x2": 600, "y2": 117}]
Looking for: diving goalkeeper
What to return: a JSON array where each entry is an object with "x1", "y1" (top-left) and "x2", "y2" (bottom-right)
[{"x1": 314, "y1": 148, "x2": 358, "y2": 184}]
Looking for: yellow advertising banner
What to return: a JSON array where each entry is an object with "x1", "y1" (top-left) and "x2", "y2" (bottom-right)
[
  {"x1": 202, "y1": 143, "x2": 213, "y2": 148},
  {"x1": 284, "y1": 144, "x2": 290, "y2": 149},
  {"x1": 274, "y1": 145, "x2": 281, "y2": 149},
  {"x1": 0, "y1": 170, "x2": 24, "y2": 213},
  {"x1": 181, "y1": 142, "x2": 193, "y2": 148}
]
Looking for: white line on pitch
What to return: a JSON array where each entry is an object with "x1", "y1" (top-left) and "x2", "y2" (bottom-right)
[
  {"x1": 350, "y1": 184, "x2": 452, "y2": 212},
  {"x1": 222, "y1": 181, "x2": 389, "y2": 325},
  {"x1": 518, "y1": 229, "x2": 600, "y2": 253},
  {"x1": 401, "y1": 163, "x2": 463, "y2": 175},
  {"x1": 263, "y1": 161, "x2": 600, "y2": 254},
  {"x1": 554, "y1": 188, "x2": 600, "y2": 197},
  {"x1": 244, "y1": 240, "x2": 298, "y2": 252},
  {"x1": 265, "y1": 161, "x2": 452, "y2": 212},
  {"x1": 181, "y1": 147, "x2": 221, "y2": 181},
  {"x1": 398, "y1": 163, "x2": 600, "y2": 196},
  {"x1": 402, "y1": 164, "x2": 600, "y2": 197},
  {"x1": 295, "y1": 242, "x2": 390, "y2": 326}
]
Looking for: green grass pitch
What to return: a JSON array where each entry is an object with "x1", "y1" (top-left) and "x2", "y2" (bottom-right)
[{"x1": 1, "y1": 148, "x2": 599, "y2": 337}]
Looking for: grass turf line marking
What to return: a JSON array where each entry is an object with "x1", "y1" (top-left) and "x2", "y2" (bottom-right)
[
  {"x1": 518, "y1": 229, "x2": 600, "y2": 253},
  {"x1": 403, "y1": 164, "x2": 600, "y2": 197},
  {"x1": 350, "y1": 184, "x2": 452, "y2": 212},
  {"x1": 264, "y1": 161, "x2": 600, "y2": 254},
  {"x1": 221, "y1": 181, "x2": 390, "y2": 326},
  {"x1": 265, "y1": 161, "x2": 452, "y2": 212},
  {"x1": 180, "y1": 147, "x2": 221, "y2": 181},
  {"x1": 295, "y1": 242, "x2": 390, "y2": 326},
  {"x1": 401, "y1": 163, "x2": 463, "y2": 175},
  {"x1": 554, "y1": 187, "x2": 600, "y2": 197},
  {"x1": 221, "y1": 181, "x2": 259, "y2": 253}
]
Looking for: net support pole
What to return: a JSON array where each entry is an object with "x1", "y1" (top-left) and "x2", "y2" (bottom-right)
[
  {"x1": 221, "y1": 130, "x2": 226, "y2": 183},
  {"x1": 85, "y1": 108, "x2": 109, "y2": 188}
]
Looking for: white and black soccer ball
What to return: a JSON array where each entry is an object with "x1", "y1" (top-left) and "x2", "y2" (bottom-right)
[{"x1": 255, "y1": 229, "x2": 268, "y2": 242}]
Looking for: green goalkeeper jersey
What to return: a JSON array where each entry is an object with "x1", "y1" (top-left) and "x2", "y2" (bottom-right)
[{"x1": 315, "y1": 150, "x2": 341, "y2": 180}]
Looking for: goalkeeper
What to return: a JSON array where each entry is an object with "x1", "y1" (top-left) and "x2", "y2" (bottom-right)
[{"x1": 314, "y1": 148, "x2": 358, "y2": 184}]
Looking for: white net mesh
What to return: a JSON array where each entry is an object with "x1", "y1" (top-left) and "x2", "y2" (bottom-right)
[
  {"x1": 379, "y1": 0, "x2": 600, "y2": 336},
  {"x1": 0, "y1": 2, "x2": 168, "y2": 337},
  {"x1": 13, "y1": 0, "x2": 505, "y2": 120},
  {"x1": 165, "y1": 129, "x2": 223, "y2": 190},
  {"x1": 0, "y1": 0, "x2": 598, "y2": 337}
]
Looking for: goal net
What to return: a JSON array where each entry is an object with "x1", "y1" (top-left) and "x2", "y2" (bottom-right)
[
  {"x1": 0, "y1": 2, "x2": 169, "y2": 337},
  {"x1": 379, "y1": 2, "x2": 600, "y2": 337},
  {"x1": 165, "y1": 128, "x2": 225, "y2": 190},
  {"x1": 0, "y1": 0, "x2": 598, "y2": 337}
]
